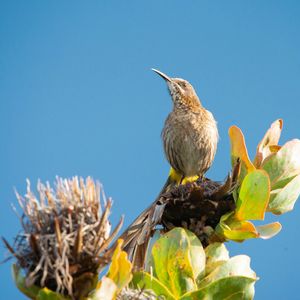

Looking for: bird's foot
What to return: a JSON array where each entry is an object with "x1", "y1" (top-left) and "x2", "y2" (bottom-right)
[
  {"x1": 181, "y1": 175, "x2": 199, "y2": 185},
  {"x1": 169, "y1": 167, "x2": 199, "y2": 185}
]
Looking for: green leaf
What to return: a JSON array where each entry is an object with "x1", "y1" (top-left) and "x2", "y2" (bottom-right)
[
  {"x1": 262, "y1": 139, "x2": 300, "y2": 189},
  {"x1": 37, "y1": 288, "x2": 70, "y2": 300},
  {"x1": 12, "y1": 264, "x2": 41, "y2": 299},
  {"x1": 132, "y1": 271, "x2": 176, "y2": 300},
  {"x1": 180, "y1": 277, "x2": 255, "y2": 300},
  {"x1": 151, "y1": 228, "x2": 205, "y2": 297},
  {"x1": 12, "y1": 265, "x2": 70, "y2": 300},
  {"x1": 205, "y1": 243, "x2": 229, "y2": 265},
  {"x1": 107, "y1": 239, "x2": 132, "y2": 292},
  {"x1": 198, "y1": 255, "x2": 256, "y2": 289},
  {"x1": 267, "y1": 174, "x2": 300, "y2": 214},
  {"x1": 205, "y1": 243, "x2": 229, "y2": 275},
  {"x1": 185, "y1": 230, "x2": 206, "y2": 282},
  {"x1": 256, "y1": 222, "x2": 282, "y2": 239},
  {"x1": 235, "y1": 170, "x2": 270, "y2": 221},
  {"x1": 181, "y1": 255, "x2": 256, "y2": 299}
]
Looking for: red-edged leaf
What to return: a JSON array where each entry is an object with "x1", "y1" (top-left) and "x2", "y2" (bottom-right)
[{"x1": 229, "y1": 126, "x2": 255, "y2": 181}]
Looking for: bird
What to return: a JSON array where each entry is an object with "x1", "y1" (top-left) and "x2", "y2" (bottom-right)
[
  {"x1": 155, "y1": 68, "x2": 218, "y2": 183},
  {"x1": 119, "y1": 69, "x2": 219, "y2": 268}
]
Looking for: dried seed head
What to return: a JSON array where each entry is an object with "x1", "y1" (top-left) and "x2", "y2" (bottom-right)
[
  {"x1": 4, "y1": 176, "x2": 123, "y2": 298},
  {"x1": 161, "y1": 177, "x2": 236, "y2": 246}
]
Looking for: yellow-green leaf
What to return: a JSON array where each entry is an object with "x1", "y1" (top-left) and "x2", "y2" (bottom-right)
[
  {"x1": 205, "y1": 243, "x2": 229, "y2": 265},
  {"x1": 205, "y1": 243, "x2": 229, "y2": 275},
  {"x1": 180, "y1": 277, "x2": 256, "y2": 300},
  {"x1": 151, "y1": 228, "x2": 205, "y2": 297},
  {"x1": 107, "y1": 239, "x2": 132, "y2": 292},
  {"x1": 229, "y1": 126, "x2": 255, "y2": 181},
  {"x1": 222, "y1": 221, "x2": 258, "y2": 242},
  {"x1": 216, "y1": 212, "x2": 282, "y2": 242},
  {"x1": 198, "y1": 255, "x2": 256, "y2": 289},
  {"x1": 235, "y1": 170, "x2": 270, "y2": 221},
  {"x1": 132, "y1": 271, "x2": 176, "y2": 300},
  {"x1": 268, "y1": 174, "x2": 300, "y2": 214},
  {"x1": 262, "y1": 139, "x2": 300, "y2": 189},
  {"x1": 216, "y1": 212, "x2": 258, "y2": 242},
  {"x1": 12, "y1": 265, "x2": 71, "y2": 300},
  {"x1": 37, "y1": 288, "x2": 70, "y2": 300},
  {"x1": 12, "y1": 264, "x2": 41, "y2": 300},
  {"x1": 186, "y1": 256, "x2": 257, "y2": 300}
]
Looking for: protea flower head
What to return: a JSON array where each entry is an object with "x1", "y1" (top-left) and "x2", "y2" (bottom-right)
[
  {"x1": 160, "y1": 163, "x2": 240, "y2": 246},
  {"x1": 3, "y1": 177, "x2": 123, "y2": 299}
]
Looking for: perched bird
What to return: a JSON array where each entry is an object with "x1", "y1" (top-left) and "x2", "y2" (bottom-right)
[
  {"x1": 120, "y1": 69, "x2": 218, "y2": 268},
  {"x1": 155, "y1": 68, "x2": 218, "y2": 183}
]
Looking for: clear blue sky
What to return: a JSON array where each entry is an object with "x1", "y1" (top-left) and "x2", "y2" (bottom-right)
[{"x1": 0, "y1": 1, "x2": 299, "y2": 299}]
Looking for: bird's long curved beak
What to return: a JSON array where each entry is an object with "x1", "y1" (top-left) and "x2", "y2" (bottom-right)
[{"x1": 151, "y1": 68, "x2": 172, "y2": 82}]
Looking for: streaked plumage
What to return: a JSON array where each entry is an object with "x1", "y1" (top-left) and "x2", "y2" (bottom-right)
[
  {"x1": 120, "y1": 69, "x2": 218, "y2": 269},
  {"x1": 162, "y1": 98, "x2": 218, "y2": 178}
]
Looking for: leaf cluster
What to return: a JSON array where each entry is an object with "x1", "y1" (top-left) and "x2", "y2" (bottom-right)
[{"x1": 216, "y1": 120, "x2": 300, "y2": 242}]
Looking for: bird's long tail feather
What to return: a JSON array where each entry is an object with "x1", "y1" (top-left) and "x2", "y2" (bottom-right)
[{"x1": 118, "y1": 175, "x2": 176, "y2": 269}]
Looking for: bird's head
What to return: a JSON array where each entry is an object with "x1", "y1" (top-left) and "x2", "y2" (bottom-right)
[{"x1": 152, "y1": 68, "x2": 201, "y2": 110}]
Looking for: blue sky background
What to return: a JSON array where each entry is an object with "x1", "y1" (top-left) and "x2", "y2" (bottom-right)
[{"x1": 0, "y1": 1, "x2": 299, "y2": 299}]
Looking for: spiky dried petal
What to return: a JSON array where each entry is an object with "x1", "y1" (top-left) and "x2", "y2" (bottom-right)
[{"x1": 4, "y1": 177, "x2": 122, "y2": 298}]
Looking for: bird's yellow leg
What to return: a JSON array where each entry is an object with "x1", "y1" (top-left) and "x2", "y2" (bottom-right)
[
  {"x1": 168, "y1": 167, "x2": 199, "y2": 185},
  {"x1": 181, "y1": 175, "x2": 199, "y2": 185}
]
